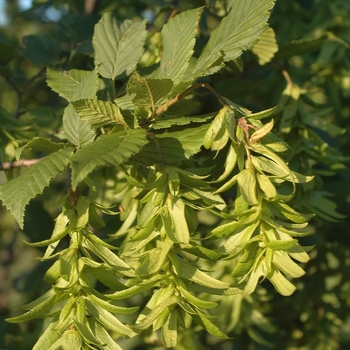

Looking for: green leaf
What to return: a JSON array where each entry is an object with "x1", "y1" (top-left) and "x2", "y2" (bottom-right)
[
  {"x1": 21, "y1": 33, "x2": 60, "y2": 66},
  {"x1": 15, "y1": 138, "x2": 68, "y2": 160},
  {"x1": 134, "y1": 124, "x2": 209, "y2": 164},
  {"x1": 161, "y1": 311, "x2": 178, "y2": 348},
  {"x1": 168, "y1": 196, "x2": 190, "y2": 244},
  {"x1": 87, "y1": 294, "x2": 139, "y2": 315},
  {"x1": 192, "y1": 310, "x2": 230, "y2": 339},
  {"x1": 232, "y1": 244, "x2": 260, "y2": 277},
  {"x1": 151, "y1": 113, "x2": 214, "y2": 130},
  {"x1": 127, "y1": 72, "x2": 173, "y2": 109},
  {"x1": 203, "y1": 107, "x2": 229, "y2": 151},
  {"x1": 27, "y1": 106, "x2": 63, "y2": 131},
  {"x1": 47, "y1": 68, "x2": 97, "y2": 102},
  {"x1": 75, "y1": 321, "x2": 101, "y2": 346},
  {"x1": 71, "y1": 99, "x2": 125, "y2": 129},
  {"x1": 135, "y1": 295, "x2": 180, "y2": 330},
  {"x1": 267, "y1": 268, "x2": 296, "y2": 296},
  {"x1": 251, "y1": 26, "x2": 278, "y2": 65},
  {"x1": 270, "y1": 201, "x2": 313, "y2": 224},
  {"x1": 63, "y1": 104, "x2": 96, "y2": 149},
  {"x1": 155, "y1": 8, "x2": 203, "y2": 84},
  {"x1": 82, "y1": 238, "x2": 133, "y2": 276},
  {"x1": 191, "y1": 0, "x2": 275, "y2": 78},
  {"x1": 178, "y1": 286, "x2": 218, "y2": 309},
  {"x1": 0, "y1": 148, "x2": 72, "y2": 228},
  {"x1": 172, "y1": 260, "x2": 230, "y2": 290},
  {"x1": 6, "y1": 293, "x2": 63, "y2": 323},
  {"x1": 249, "y1": 119, "x2": 274, "y2": 143},
  {"x1": 32, "y1": 318, "x2": 69, "y2": 350},
  {"x1": 88, "y1": 319, "x2": 123, "y2": 350},
  {"x1": 136, "y1": 239, "x2": 173, "y2": 275},
  {"x1": 237, "y1": 168, "x2": 258, "y2": 205},
  {"x1": 86, "y1": 299, "x2": 136, "y2": 337},
  {"x1": 275, "y1": 31, "x2": 349, "y2": 59},
  {"x1": 272, "y1": 250, "x2": 306, "y2": 278},
  {"x1": 266, "y1": 239, "x2": 297, "y2": 251},
  {"x1": 26, "y1": 210, "x2": 72, "y2": 248},
  {"x1": 92, "y1": 13, "x2": 147, "y2": 80},
  {"x1": 47, "y1": 329, "x2": 82, "y2": 350},
  {"x1": 256, "y1": 174, "x2": 277, "y2": 198},
  {"x1": 70, "y1": 128, "x2": 147, "y2": 189}
]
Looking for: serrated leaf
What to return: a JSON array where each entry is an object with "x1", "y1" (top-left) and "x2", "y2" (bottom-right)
[
  {"x1": 133, "y1": 124, "x2": 209, "y2": 164},
  {"x1": 21, "y1": 33, "x2": 60, "y2": 66},
  {"x1": 156, "y1": 8, "x2": 202, "y2": 84},
  {"x1": 47, "y1": 68, "x2": 97, "y2": 102},
  {"x1": 70, "y1": 128, "x2": 147, "y2": 189},
  {"x1": 92, "y1": 13, "x2": 147, "y2": 80},
  {"x1": 127, "y1": 72, "x2": 173, "y2": 109},
  {"x1": 0, "y1": 148, "x2": 72, "y2": 228},
  {"x1": 251, "y1": 26, "x2": 278, "y2": 65},
  {"x1": 191, "y1": 0, "x2": 275, "y2": 78},
  {"x1": 71, "y1": 99, "x2": 125, "y2": 129},
  {"x1": 15, "y1": 138, "x2": 68, "y2": 160},
  {"x1": 151, "y1": 113, "x2": 214, "y2": 130},
  {"x1": 63, "y1": 104, "x2": 96, "y2": 149}
]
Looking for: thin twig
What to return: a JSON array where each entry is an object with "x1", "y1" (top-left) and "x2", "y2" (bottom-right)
[
  {"x1": 3, "y1": 67, "x2": 46, "y2": 119},
  {"x1": 282, "y1": 69, "x2": 294, "y2": 87},
  {"x1": 0, "y1": 158, "x2": 42, "y2": 170}
]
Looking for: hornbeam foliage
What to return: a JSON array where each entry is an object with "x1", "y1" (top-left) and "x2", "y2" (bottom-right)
[{"x1": 1, "y1": 0, "x2": 348, "y2": 349}]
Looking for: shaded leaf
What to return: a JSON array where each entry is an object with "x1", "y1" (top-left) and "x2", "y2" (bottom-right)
[
  {"x1": 0, "y1": 148, "x2": 72, "y2": 228},
  {"x1": 70, "y1": 128, "x2": 148, "y2": 189},
  {"x1": 92, "y1": 13, "x2": 147, "y2": 80}
]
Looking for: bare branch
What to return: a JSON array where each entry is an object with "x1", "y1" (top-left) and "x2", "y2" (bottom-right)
[{"x1": 0, "y1": 158, "x2": 42, "y2": 170}]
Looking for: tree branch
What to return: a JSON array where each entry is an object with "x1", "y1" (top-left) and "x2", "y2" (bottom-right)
[{"x1": 0, "y1": 158, "x2": 42, "y2": 170}]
